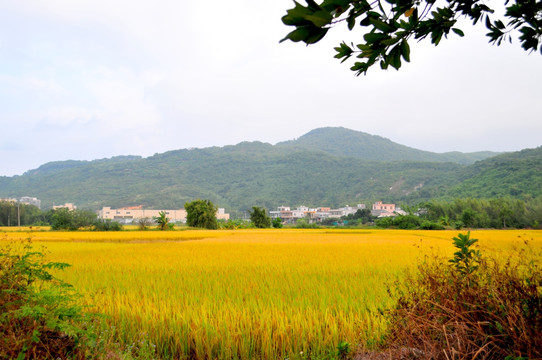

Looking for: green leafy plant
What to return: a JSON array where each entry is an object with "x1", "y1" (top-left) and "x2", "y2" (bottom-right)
[
  {"x1": 281, "y1": 0, "x2": 542, "y2": 75},
  {"x1": 154, "y1": 211, "x2": 173, "y2": 231},
  {"x1": 337, "y1": 340, "x2": 350, "y2": 359},
  {"x1": 272, "y1": 217, "x2": 283, "y2": 228},
  {"x1": 0, "y1": 238, "x2": 95, "y2": 359},
  {"x1": 449, "y1": 231, "x2": 481, "y2": 276}
]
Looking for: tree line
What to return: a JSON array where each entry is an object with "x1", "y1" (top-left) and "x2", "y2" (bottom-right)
[
  {"x1": 376, "y1": 197, "x2": 542, "y2": 229},
  {"x1": 2, "y1": 196, "x2": 541, "y2": 231}
]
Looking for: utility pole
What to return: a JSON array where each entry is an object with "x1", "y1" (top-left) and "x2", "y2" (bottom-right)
[{"x1": 17, "y1": 201, "x2": 20, "y2": 227}]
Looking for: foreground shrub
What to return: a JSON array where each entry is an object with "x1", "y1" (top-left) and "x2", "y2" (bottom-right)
[
  {"x1": 385, "y1": 232, "x2": 542, "y2": 359},
  {"x1": 0, "y1": 239, "x2": 95, "y2": 359}
]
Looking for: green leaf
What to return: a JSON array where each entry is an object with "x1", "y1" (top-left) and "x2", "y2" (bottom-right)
[
  {"x1": 306, "y1": 0, "x2": 322, "y2": 11},
  {"x1": 452, "y1": 28, "x2": 464, "y2": 37},
  {"x1": 305, "y1": 27, "x2": 329, "y2": 44},
  {"x1": 388, "y1": 45, "x2": 402, "y2": 69},
  {"x1": 320, "y1": 0, "x2": 351, "y2": 12},
  {"x1": 382, "y1": 37, "x2": 401, "y2": 46},
  {"x1": 400, "y1": 40, "x2": 410, "y2": 62},
  {"x1": 347, "y1": 12, "x2": 356, "y2": 30},
  {"x1": 364, "y1": 32, "x2": 390, "y2": 44},
  {"x1": 280, "y1": 27, "x2": 311, "y2": 43},
  {"x1": 280, "y1": 25, "x2": 328, "y2": 44},
  {"x1": 305, "y1": 10, "x2": 333, "y2": 27},
  {"x1": 369, "y1": 18, "x2": 396, "y2": 33},
  {"x1": 281, "y1": 1, "x2": 314, "y2": 26}
]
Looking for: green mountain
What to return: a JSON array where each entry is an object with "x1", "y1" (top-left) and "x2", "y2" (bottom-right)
[
  {"x1": 0, "y1": 128, "x2": 539, "y2": 213},
  {"x1": 276, "y1": 127, "x2": 499, "y2": 164},
  {"x1": 446, "y1": 147, "x2": 542, "y2": 198}
]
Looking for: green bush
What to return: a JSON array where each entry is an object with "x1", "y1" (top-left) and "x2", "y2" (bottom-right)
[
  {"x1": 0, "y1": 239, "x2": 95, "y2": 359},
  {"x1": 375, "y1": 217, "x2": 394, "y2": 228},
  {"x1": 419, "y1": 220, "x2": 445, "y2": 230},
  {"x1": 272, "y1": 217, "x2": 283, "y2": 228},
  {"x1": 376, "y1": 215, "x2": 422, "y2": 229},
  {"x1": 218, "y1": 219, "x2": 254, "y2": 229},
  {"x1": 93, "y1": 219, "x2": 123, "y2": 231},
  {"x1": 295, "y1": 219, "x2": 320, "y2": 229}
]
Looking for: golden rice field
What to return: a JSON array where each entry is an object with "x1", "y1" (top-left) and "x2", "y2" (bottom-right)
[{"x1": 2, "y1": 229, "x2": 541, "y2": 359}]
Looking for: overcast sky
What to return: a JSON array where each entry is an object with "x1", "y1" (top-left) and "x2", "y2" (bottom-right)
[{"x1": 0, "y1": 0, "x2": 540, "y2": 176}]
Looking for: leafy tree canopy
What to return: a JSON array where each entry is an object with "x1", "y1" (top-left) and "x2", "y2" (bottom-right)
[
  {"x1": 249, "y1": 206, "x2": 272, "y2": 228},
  {"x1": 185, "y1": 199, "x2": 218, "y2": 230},
  {"x1": 281, "y1": 0, "x2": 542, "y2": 75},
  {"x1": 50, "y1": 208, "x2": 96, "y2": 230}
]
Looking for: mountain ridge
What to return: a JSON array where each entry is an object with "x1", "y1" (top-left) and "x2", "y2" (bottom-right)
[{"x1": 0, "y1": 127, "x2": 539, "y2": 212}]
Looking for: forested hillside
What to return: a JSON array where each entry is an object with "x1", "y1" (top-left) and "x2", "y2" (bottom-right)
[
  {"x1": 446, "y1": 147, "x2": 542, "y2": 198},
  {"x1": 0, "y1": 128, "x2": 539, "y2": 212},
  {"x1": 276, "y1": 127, "x2": 499, "y2": 164}
]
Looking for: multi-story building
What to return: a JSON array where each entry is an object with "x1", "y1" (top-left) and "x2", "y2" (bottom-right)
[
  {"x1": 19, "y1": 196, "x2": 41, "y2": 209},
  {"x1": 328, "y1": 204, "x2": 366, "y2": 218},
  {"x1": 216, "y1": 208, "x2": 230, "y2": 221},
  {"x1": 371, "y1": 201, "x2": 398, "y2": 217}
]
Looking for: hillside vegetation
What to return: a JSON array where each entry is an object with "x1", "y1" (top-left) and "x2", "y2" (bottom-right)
[{"x1": 0, "y1": 128, "x2": 540, "y2": 211}]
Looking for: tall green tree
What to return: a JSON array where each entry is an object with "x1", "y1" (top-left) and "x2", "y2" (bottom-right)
[
  {"x1": 249, "y1": 206, "x2": 272, "y2": 228},
  {"x1": 281, "y1": 0, "x2": 542, "y2": 75},
  {"x1": 185, "y1": 200, "x2": 218, "y2": 230}
]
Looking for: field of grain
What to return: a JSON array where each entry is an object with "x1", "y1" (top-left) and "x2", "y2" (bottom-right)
[{"x1": 2, "y1": 229, "x2": 540, "y2": 359}]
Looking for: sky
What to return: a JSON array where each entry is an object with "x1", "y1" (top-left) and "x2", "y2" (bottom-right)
[{"x1": 0, "y1": 0, "x2": 540, "y2": 176}]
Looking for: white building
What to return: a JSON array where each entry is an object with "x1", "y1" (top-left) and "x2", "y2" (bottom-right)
[
  {"x1": 19, "y1": 196, "x2": 41, "y2": 209},
  {"x1": 216, "y1": 208, "x2": 230, "y2": 221},
  {"x1": 97, "y1": 205, "x2": 230, "y2": 223},
  {"x1": 271, "y1": 204, "x2": 367, "y2": 223},
  {"x1": 98, "y1": 206, "x2": 187, "y2": 224}
]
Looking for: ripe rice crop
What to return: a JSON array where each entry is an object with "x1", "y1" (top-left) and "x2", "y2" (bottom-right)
[{"x1": 1, "y1": 229, "x2": 540, "y2": 359}]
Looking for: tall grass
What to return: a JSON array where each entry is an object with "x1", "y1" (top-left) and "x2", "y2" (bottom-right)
[{"x1": 1, "y1": 229, "x2": 540, "y2": 359}]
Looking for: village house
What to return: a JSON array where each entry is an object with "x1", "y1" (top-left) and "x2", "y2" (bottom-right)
[
  {"x1": 271, "y1": 204, "x2": 367, "y2": 223},
  {"x1": 371, "y1": 201, "x2": 402, "y2": 217}
]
